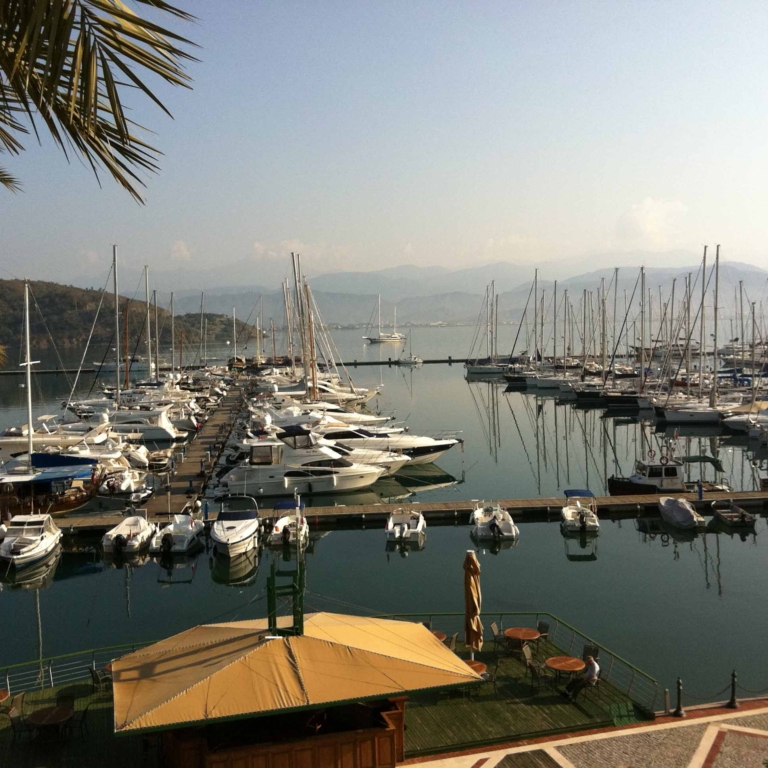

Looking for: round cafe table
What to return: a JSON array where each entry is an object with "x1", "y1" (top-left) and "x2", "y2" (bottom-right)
[
  {"x1": 504, "y1": 627, "x2": 541, "y2": 642},
  {"x1": 546, "y1": 655, "x2": 585, "y2": 682},
  {"x1": 431, "y1": 630, "x2": 447, "y2": 643},
  {"x1": 465, "y1": 660, "x2": 487, "y2": 675},
  {"x1": 28, "y1": 706, "x2": 74, "y2": 737}
]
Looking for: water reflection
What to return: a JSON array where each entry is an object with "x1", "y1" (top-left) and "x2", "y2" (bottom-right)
[
  {"x1": 563, "y1": 535, "x2": 598, "y2": 562},
  {"x1": 0, "y1": 547, "x2": 61, "y2": 589},
  {"x1": 210, "y1": 550, "x2": 260, "y2": 587}
]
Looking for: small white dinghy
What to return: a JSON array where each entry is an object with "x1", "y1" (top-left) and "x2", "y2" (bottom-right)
[
  {"x1": 470, "y1": 502, "x2": 519, "y2": 540},
  {"x1": 102, "y1": 514, "x2": 156, "y2": 554},
  {"x1": 150, "y1": 511, "x2": 205, "y2": 554},
  {"x1": 268, "y1": 499, "x2": 309, "y2": 547},
  {"x1": 385, "y1": 508, "x2": 427, "y2": 541},
  {"x1": 658, "y1": 496, "x2": 706, "y2": 530},
  {"x1": 0, "y1": 514, "x2": 62, "y2": 567},
  {"x1": 561, "y1": 490, "x2": 600, "y2": 534}
]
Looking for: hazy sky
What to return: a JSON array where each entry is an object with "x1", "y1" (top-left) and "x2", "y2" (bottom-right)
[{"x1": 3, "y1": 1, "x2": 768, "y2": 286}]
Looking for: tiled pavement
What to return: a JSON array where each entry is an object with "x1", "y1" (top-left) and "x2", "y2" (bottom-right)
[{"x1": 412, "y1": 702, "x2": 768, "y2": 768}]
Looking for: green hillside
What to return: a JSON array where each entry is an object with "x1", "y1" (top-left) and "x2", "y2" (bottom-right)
[{"x1": 0, "y1": 280, "x2": 255, "y2": 360}]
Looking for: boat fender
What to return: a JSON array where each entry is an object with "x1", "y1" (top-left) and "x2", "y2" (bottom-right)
[
  {"x1": 3, "y1": 484, "x2": 13, "y2": 494},
  {"x1": 114, "y1": 534, "x2": 127, "y2": 551},
  {"x1": 660, "y1": 456, "x2": 669, "y2": 466},
  {"x1": 161, "y1": 533, "x2": 174, "y2": 553},
  {"x1": 648, "y1": 450, "x2": 656, "y2": 459},
  {"x1": 282, "y1": 526, "x2": 291, "y2": 545}
]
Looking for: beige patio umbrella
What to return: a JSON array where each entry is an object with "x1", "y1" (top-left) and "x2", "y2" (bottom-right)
[{"x1": 463, "y1": 549, "x2": 483, "y2": 659}]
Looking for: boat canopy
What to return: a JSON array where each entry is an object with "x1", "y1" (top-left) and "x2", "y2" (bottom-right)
[
  {"x1": 273, "y1": 499, "x2": 306, "y2": 512},
  {"x1": 682, "y1": 455, "x2": 725, "y2": 472},
  {"x1": 112, "y1": 612, "x2": 481, "y2": 734},
  {"x1": 564, "y1": 489, "x2": 595, "y2": 498}
]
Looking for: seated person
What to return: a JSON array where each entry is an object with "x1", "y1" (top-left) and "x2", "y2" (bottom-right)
[{"x1": 565, "y1": 655, "x2": 599, "y2": 700}]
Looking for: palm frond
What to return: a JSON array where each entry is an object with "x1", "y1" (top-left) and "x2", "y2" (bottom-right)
[
  {"x1": 0, "y1": 0, "x2": 196, "y2": 202},
  {"x1": 0, "y1": 165, "x2": 21, "y2": 192}
]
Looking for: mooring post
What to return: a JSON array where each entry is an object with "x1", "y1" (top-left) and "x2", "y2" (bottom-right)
[
  {"x1": 673, "y1": 677, "x2": 685, "y2": 717},
  {"x1": 664, "y1": 688, "x2": 670, "y2": 715},
  {"x1": 727, "y1": 670, "x2": 738, "y2": 709}
]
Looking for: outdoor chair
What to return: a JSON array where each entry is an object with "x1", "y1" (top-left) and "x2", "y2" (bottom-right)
[
  {"x1": 8, "y1": 711, "x2": 35, "y2": 743},
  {"x1": 476, "y1": 659, "x2": 500, "y2": 697},
  {"x1": 582, "y1": 643, "x2": 600, "y2": 662},
  {"x1": 529, "y1": 665, "x2": 555, "y2": 694},
  {"x1": 56, "y1": 691, "x2": 75, "y2": 708},
  {"x1": 506, "y1": 637, "x2": 526, "y2": 659},
  {"x1": 64, "y1": 704, "x2": 91, "y2": 740},
  {"x1": 90, "y1": 667, "x2": 112, "y2": 693},
  {"x1": 522, "y1": 644, "x2": 547, "y2": 679},
  {"x1": 445, "y1": 632, "x2": 458, "y2": 652},
  {"x1": 490, "y1": 622, "x2": 507, "y2": 651},
  {"x1": 535, "y1": 620, "x2": 550, "y2": 650},
  {"x1": 0, "y1": 691, "x2": 24, "y2": 717}
]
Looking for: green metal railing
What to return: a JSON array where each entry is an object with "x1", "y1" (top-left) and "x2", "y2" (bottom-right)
[
  {"x1": 2, "y1": 641, "x2": 153, "y2": 697},
  {"x1": 377, "y1": 611, "x2": 660, "y2": 715},
  {"x1": 2, "y1": 611, "x2": 660, "y2": 715}
]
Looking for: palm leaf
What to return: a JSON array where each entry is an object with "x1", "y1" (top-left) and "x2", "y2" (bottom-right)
[{"x1": 0, "y1": 0, "x2": 196, "y2": 202}]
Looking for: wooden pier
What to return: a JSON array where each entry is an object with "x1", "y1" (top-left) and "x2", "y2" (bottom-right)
[{"x1": 58, "y1": 487, "x2": 768, "y2": 534}]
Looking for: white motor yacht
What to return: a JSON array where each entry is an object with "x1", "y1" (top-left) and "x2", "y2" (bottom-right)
[
  {"x1": 560, "y1": 490, "x2": 600, "y2": 534},
  {"x1": 267, "y1": 500, "x2": 309, "y2": 547},
  {"x1": 470, "y1": 502, "x2": 519, "y2": 540},
  {"x1": 316, "y1": 426, "x2": 460, "y2": 466},
  {"x1": 149, "y1": 512, "x2": 205, "y2": 554},
  {"x1": 219, "y1": 434, "x2": 384, "y2": 497},
  {"x1": 385, "y1": 509, "x2": 427, "y2": 541},
  {"x1": 0, "y1": 515, "x2": 62, "y2": 567},
  {"x1": 102, "y1": 515, "x2": 157, "y2": 553},
  {"x1": 210, "y1": 496, "x2": 261, "y2": 556}
]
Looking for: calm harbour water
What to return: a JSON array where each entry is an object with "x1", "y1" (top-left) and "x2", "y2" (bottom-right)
[{"x1": 1, "y1": 327, "x2": 767, "y2": 704}]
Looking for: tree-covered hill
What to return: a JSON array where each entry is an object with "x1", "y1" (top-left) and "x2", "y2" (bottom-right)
[{"x1": 0, "y1": 280, "x2": 256, "y2": 360}]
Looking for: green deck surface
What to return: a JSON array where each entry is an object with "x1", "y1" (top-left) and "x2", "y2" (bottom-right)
[
  {"x1": 405, "y1": 640, "x2": 644, "y2": 757},
  {"x1": 0, "y1": 684, "x2": 158, "y2": 768},
  {"x1": 0, "y1": 640, "x2": 645, "y2": 766}
]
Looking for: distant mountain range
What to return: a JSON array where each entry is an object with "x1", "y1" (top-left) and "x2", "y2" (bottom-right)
[{"x1": 168, "y1": 261, "x2": 768, "y2": 327}]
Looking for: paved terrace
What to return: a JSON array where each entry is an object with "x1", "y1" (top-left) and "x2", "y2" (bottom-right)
[{"x1": 412, "y1": 701, "x2": 768, "y2": 768}]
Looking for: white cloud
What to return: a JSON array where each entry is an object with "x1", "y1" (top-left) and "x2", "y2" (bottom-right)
[
  {"x1": 252, "y1": 241, "x2": 267, "y2": 256},
  {"x1": 615, "y1": 198, "x2": 689, "y2": 250},
  {"x1": 170, "y1": 240, "x2": 192, "y2": 261},
  {"x1": 78, "y1": 249, "x2": 100, "y2": 266},
  {"x1": 247, "y1": 238, "x2": 353, "y2": 273}
]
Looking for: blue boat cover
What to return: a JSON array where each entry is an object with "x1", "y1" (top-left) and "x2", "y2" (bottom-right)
[
  {"x1": 564, "y1": 489, "x2": 595, "y2": 498},
  {"x1": 273, "y1": 499, "x2": 306, "y2": 511},
  {"x1": 31, "y1": 453, "x2": 98, "y2": 468}
]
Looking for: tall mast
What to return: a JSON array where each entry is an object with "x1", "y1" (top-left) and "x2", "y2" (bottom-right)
[
  {"x1": 494, "y1": 293, "x2": 499, "y2": 362},
  {"x1": 582, "y1": 288, "x2": 587, "y2": 371},
  {"x1": 145, "y1": 266, "x2": 152, "y2": 380},
  {"x1": 563, "y1": 289, "x2": 568, "y2": 374},
  {"x1": 271, "y1": 319, "x2": 277, "y2": 361},
  {"x1": 378, "y1": 294, "x2": 382, "y2": 336},
  {"x1": 533, "y1": 270, "x2": 538, "y2": 371},
  {"x1": 305, "y1": 284, "x2": 318, "y2": 401},
  {"x1": 739, "y1": 281, "x2": 745, "y2": 375},
  {"x1": 752, "y1": 301, "x2": 757, "y2": 403},
  {"x1": 204, "y1": 318, "x2": 208, "y2": 368},
  {"x1": 170, "y1": 292, "x2": 175, "y2": 378},
  {"x1": 553, "y1": 280, "x2": 557, "y2": 373},
  {"x1": 699, "y1": 246, "x2": 707, "y2": 400},
  {"x1": 710, "y1": 245, "x2": 720, "y2": 407},
  {"x1": 199, "y1": 292, "x2": 204, "y2": 367},
  {"x1": 686, "y1": 274, "x2": 692, "y2": 397},
  {"x1": 113, "y1": 246, "x2": 121, "y2": 406},
  {"x1": 23, "y1": 280, "x2": 35, "y2": 469},
  {"x1": 153, "y1": 290, "x2": 159, "y2": 380},
  {"x1": 600, "y1": 277, "x2": 607, "y2": 381},
  {"x1": 292, "y1": 253, "x2": 308, "y2": 384},
  {"x1": 394, "y1": 304, "x2": 398, "y2": 336},
  {"x1": 124, "y1": 300, "x2": 130, "y2": 390},
  {"x1": 612, "y1": 268, "x2": 619, "y2": 381},
  {"x1": 640, "y1": 267, "x2": 645, "y2": 391},
  {"x1": 233, "y1": 306, "x2": 237, "y2": 360},
  {"x1": 283, "y1": 280, "x2": 294, "y2": 371}
]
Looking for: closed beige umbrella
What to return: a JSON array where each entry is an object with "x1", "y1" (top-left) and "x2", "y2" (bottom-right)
[{"x1": 463, "y1": 549, "x2": 483, "y2": 659}]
